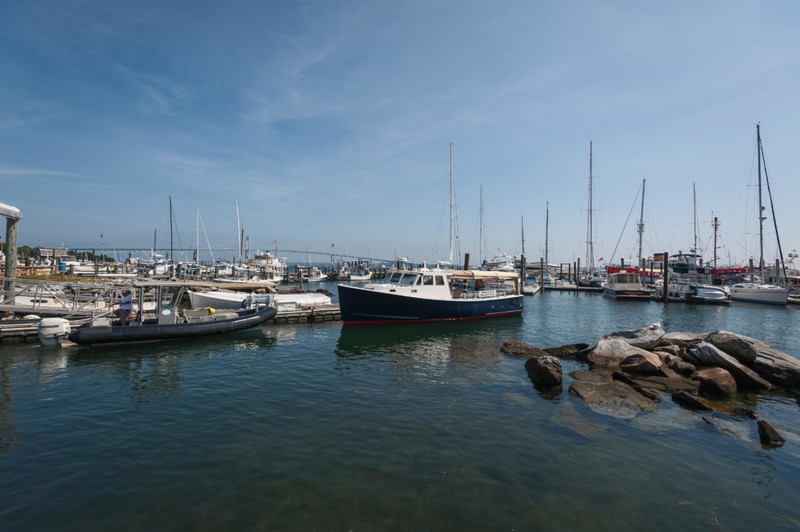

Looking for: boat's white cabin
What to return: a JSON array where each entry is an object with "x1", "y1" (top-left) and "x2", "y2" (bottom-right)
[{"x1": 362, "y1": 270, "x2": 519, "y2": 299}]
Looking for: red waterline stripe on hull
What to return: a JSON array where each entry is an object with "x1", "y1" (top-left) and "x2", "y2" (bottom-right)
[{"x1": 342, "y1": 310, "x2": 523, "y2": 325}]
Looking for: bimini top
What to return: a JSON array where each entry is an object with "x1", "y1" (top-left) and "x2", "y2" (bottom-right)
[{"x1": 447, "y1": 270, "x2": 520, "y2": 280}]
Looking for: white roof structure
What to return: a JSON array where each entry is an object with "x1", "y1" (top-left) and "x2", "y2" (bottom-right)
[{"x1": 0, "y1": 202, "x2": 22, "y2": 220}]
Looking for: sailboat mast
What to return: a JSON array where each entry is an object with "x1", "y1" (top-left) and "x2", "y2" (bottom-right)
[
  {"x1": 693, "y1": 182, "x2": 698, "y2": 254},
  {"x1": 236, "y1": 199, "x2": 241, "y2": 265},
  {"x1": 587, "y1": 142, "x2": 594, "y2": 271},
  {"x1": 196, "y1": 206, "x2": 199, "y2": 264},
  {"x1": 545, "y1": 202, "x2": 549, "y2": 272},
  {"x1": 480, "y1": 185, "x2": 484, "y2": 266},
  {"x1": 638, "y1": 179, "x2": 646, "y2": 270},
  {"x1": 521, "y1": 215, "x2": 525, "y2": 256},
  {"x1": 449, "y1": 143, "x2": 454, "y2": 265},
  {"x1": 757, "y1": 123, "x2": 764, "y2": 272},
  {"x1": 169, "y1": 196, "x2": 173, "y2": 264}
]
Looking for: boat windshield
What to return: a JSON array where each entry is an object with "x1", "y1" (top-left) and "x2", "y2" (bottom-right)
[
  {"x1": 614, "y1": 274, "x2": 640, "y2": 284},
  {"x1": 388, "y1": 272, "x2": 403, "y2": 283},
  {"x1": 399, "y1": 274, "x2": 418, "y2": 286},
  {"x1": 697, "y1": 276, "x2": 711, "y2": 284}
]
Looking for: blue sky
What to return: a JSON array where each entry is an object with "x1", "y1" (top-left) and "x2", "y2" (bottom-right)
[{"x1": 2, "y1": 1, "x2": 799, "y2": 266}]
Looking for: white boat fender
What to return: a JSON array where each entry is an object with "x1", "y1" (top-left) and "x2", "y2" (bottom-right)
[
  {"x1": 24, "y1": 315, "x2": 42, "y2": 320},
  {"x1": 37, "y1": 318, "x2": 71, "y2": 346}
]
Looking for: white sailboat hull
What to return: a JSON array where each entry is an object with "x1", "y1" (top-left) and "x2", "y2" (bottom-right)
[{"x1": 730, "y1": 284, "x2": 789, "y2": 305}]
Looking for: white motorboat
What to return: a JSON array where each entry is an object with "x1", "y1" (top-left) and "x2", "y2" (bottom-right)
[
  {"x1": 483, "y1": 253, "x2": 516, "y2": 272},
  {"x1": 301, "y1": 266, "x2": 327, "y2": 282},
  {"x1": 602, "y1": 271, "x2": 652, "y2": 300},
  {"x1": 188, "y1": 290, "x2": 331, "y2": 310},
  {"x1": 659, "y1": 253, "x2": 730, "y2": 303}
]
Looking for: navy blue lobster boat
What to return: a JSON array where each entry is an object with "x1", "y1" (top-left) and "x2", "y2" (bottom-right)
[{"x1": 338, "y1": 269, "x2": 523, "y2": 324}]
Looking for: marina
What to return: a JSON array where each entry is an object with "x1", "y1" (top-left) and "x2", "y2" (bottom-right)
[{"x1": 2, "y1": 3, "x2": 800, "y2": 530}]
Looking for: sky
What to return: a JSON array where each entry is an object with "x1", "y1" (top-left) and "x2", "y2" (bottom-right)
[{"x1": 1, "y1": 0, "x2": 799, "y2": 266}]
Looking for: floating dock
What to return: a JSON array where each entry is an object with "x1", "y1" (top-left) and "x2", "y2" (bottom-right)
[{"x1": 269, "y1": 304, "x2": 341, "y2": 324}]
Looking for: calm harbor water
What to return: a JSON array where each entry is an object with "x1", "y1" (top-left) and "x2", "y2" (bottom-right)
[{"x1": 2, "y1": 285, "x2": 799, "y2": 531}]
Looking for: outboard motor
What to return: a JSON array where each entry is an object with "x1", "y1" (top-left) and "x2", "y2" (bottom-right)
[{"x1": 37, "y1": 318, "x2": 71, "y2": 346}]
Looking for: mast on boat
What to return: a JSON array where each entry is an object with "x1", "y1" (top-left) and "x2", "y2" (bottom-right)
[
  {"x1": 480, "y1": 184, "x2": 484, "y2": 267},
  {"x1": 449, "y1": 143, "x2": 454, "y2": 266},
  {"x1": 545, "y1": 202, "x2": 549, "y2": 276},
  {"x1": 236, "y1": 199, "x2": 241, "y2": 266},
  {"x1": 169, "y1": 196, "x2": 174, "y2": 266},
  {"x1": 196, "y1": 206, "x2": 199, "y2": 265},
  {"x1": 757, "y1": 124, "x2": 765, "y2": 274},
  {"x1": 693, "y1": 182, "x2": 698, "y2": 255},
  {"x1": 638, "y1": 179, "x2": 646, "y2": 272},
  {"x1": 521, "y1": 215, "x2": 525, "y2": 256},
  {"x1": 587, "y1": 143, "x2": 592, "y2": 270}
]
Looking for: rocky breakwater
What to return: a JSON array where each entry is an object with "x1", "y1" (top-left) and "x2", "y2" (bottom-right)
[{"x1": 502, "y1": 324, "x2": 800, "y2": 449}]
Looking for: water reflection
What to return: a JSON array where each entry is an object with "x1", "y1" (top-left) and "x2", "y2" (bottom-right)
[{"x1": 0, "y1": 356, "x2": 18, "y2": 456}]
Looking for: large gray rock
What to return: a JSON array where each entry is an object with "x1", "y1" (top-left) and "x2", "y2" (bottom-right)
[
  {"x1": 691, "y1": 367, "x2": 737, "y2": 397},
  {"x1": 657, "y1": 332, "x2": 708, "y2": 348},
  {"x1": 599, "y1": 323, "x2": 665, "y2": 350},
  {"x1": 685, "y1": 342, "x2": 772, "y2": 391},
  {"x1": 501, "y1": 340, "x2": 548, "y2": 358},
  {"x1": 706, "y1": 330, "x2": 759, "y2": 364},
  {"x1": 568, "y1": 380, "x2": 656, "y2": 418},
  {"x1": 748, "y1": 343, "x2": 800, "y2": 387},
  {"x1": 569, "y1": 370, "x2": 614, "y2": 385},
  {"x1": 705, "y1": 331, "x2": 800, "y2": 386},
  {"x1": 620, "y1": 351, "x2": 664, "y2": 373},
  {"x1": 525, "y1": 356, "x2": 563, "y2": 387},
  {"x1": 587, "y1": 339, "x2": 654, "y2": 369}
]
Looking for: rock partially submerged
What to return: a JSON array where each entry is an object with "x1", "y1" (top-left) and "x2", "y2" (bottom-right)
[
  {"x1": 525, "y1": 356, "x2": 563, "y2": 387},
  {"x1": 551, "y1": 404, "x2": 606, "y2": 438},
  {"x1": 543, "y1": 343, "x2": 590, "y2": 360},
  {"x1": 599, "y1": 323, "x2": 665, "y2": 350},
  {"x1": 587, "y1": 339, "x2": 653, "y2": 369},
  {"x1": 568, "y1": 380, "x2": 655, "y2": 418},
  {"x1": 691, "y1": 367, "x2": 737, "y2": 397},
  {"x1": 672, "y1": 391, "x2": 713, "y2": 411},
  {"x1": 501, "y1": 340, "x2": 548, "y2": 358},
  {"x1": 685, "y1": 342, "x2": 772, "y2": 391},
  {"x1": 613, "y1": 369, "x2": 699, "y2": 400},
  {"x1": 757, "y1": 420, "x2": 786, "y2": 448}
]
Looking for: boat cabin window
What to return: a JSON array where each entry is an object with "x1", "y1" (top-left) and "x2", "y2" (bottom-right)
[
  {"x1": 399, "y1": 274, "x2": 418, "y2": 286},
  {"x1": 160, "y1": 286, "x2": 180, "y2": 308},
  {"x1": 435, "y1": 276, "x2": 445, "y2": 286},
  {"x1": 389, "y1": 272, "x2": 403, "y2": 283},
  {"x1": 614, "y1": 274, "x2": 639, "y2": 284},
  {"x1": 422, "y1": 275, "x2": 433, "y2": 285}
]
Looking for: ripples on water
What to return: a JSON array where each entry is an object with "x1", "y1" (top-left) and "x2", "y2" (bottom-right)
[{"x1": 1, "y1": 287, "x2": 799, "y2": 531}]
